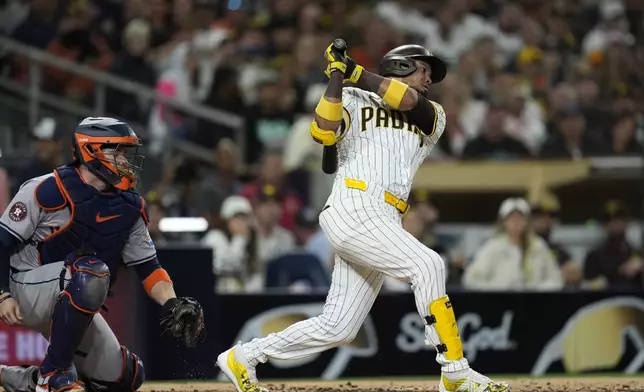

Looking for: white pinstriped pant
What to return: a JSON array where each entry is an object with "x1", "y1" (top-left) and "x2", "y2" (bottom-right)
[{"x1": 242, "y1": 185, "x2": 469, "y2": 373}]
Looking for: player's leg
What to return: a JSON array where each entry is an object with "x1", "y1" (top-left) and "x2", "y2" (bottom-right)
[
  {"x1": 6, "y1": 254, "x2": 111, "y2": 392},
  {"x1": 320, "y1": 199, "x2": 509, "y2": 391},
  {"x1": 37, "y1": 255, "x2": 110, "y2": 392},
  {"x1": 1, "y1": 262, "x2": 70, "y2": 392},
  {"x1": 217, "y1": 255, "x2": 384, "y2": 392},
  {"x1": 72, "y1": 314, "x2": 145, "y2": 392}
]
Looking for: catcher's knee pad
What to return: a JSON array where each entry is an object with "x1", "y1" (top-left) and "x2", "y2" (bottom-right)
[
  {"x1": 425, "y1": 296, "x2": 463, "y2": 361},
  {"x1": 63, "y1": 255, "x2": 110, "y2": 313}
]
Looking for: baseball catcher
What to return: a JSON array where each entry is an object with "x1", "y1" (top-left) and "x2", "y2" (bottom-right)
[
  {"x1": 0, "y1": 117, "x2": 204, "y2": 392},
  {"x1": 216, "y1": 41, "x2": 510, "y2": 392}
]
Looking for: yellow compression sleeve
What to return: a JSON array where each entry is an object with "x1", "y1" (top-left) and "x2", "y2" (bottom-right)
[
  {"x1": 382, "y1": 79, "x2": 409, "y2": 110},
  {"x1": 315, "y1": 96, "x2": 343, "y2": 122}
]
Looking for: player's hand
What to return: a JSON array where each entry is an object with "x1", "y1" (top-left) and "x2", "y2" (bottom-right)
[
  {"x1": 324, "y1": 40, "x2": 348, "y2": 78},
  {"x1": 324, "y1": 42, "x2": 346, "y2": 63},
  {"x1": 0, "y1": 294, "x2": 23, "y2": 326},
  {"x1": 160, "y1": 297, "x2": 205, "y2": 347},
  {"x1": 324, "y1": 55, "x2": 363, "y2": 83}
]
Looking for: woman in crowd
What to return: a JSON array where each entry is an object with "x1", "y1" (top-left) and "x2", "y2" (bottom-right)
[
  {"x1": 201, "y1": 195, "x2": 260, "y2": 293},
  {"x1": 463, "y1": 197, "x2": 563, "y2": 291}
]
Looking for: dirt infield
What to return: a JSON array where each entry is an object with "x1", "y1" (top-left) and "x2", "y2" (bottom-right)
[{"x1": 141, "y1": 377, "x2": 644, "y2": 392}]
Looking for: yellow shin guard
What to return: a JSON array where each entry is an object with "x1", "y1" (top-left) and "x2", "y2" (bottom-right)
[{"x1": 428, "y1": 296, "x2": 464, "y2": 361}]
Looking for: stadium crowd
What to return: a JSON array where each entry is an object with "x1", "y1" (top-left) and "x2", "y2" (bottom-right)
[{"x1": 0, "y1": 0, "x2": 643, "y2": 293}]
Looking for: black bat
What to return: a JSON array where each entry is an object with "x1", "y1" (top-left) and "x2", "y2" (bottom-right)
[
  {"x1": 322, "y1": 145, "x2": 338, "y2": 174},
  {"x1": 333, "y1": 39, "x2": 347, "y2": 53}
]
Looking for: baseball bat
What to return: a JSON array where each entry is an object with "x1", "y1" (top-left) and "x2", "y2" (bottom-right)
[
  {"x1": 322, "y1": 145, "x2": 338, "y2": 174},
  {"x1": 320, "y1": 38, "x2": 346, "y2": 175}
]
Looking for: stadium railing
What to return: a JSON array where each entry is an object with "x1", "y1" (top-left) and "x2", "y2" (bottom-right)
[{"x1": 0, "y1": 36, "x2": 245, "y2": 165}]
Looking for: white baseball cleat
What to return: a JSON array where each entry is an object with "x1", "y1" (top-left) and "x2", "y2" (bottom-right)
[
  {"x1": 216, "y1": 343, "x2": 268, "y2": 392},
  {"x1": 439, "y1": 368, "x2": 510, "y2": 392}
]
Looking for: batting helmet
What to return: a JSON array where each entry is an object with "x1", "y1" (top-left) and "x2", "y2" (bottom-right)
[
  {"x1": 72, "y1": 117, "x2": 144, "y2": 191},
  {"x1": 379, "y1": 45, "x2": 447, "y2": 84}
]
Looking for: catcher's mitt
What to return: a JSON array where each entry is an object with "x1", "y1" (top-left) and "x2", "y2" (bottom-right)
[{"x1": 160, "y1": 297, "x2": 205, "y2": 347}]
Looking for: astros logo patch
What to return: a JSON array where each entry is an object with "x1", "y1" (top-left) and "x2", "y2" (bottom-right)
[{"x1": 9, "y1": 202, "x2": 27, "y2": 222}]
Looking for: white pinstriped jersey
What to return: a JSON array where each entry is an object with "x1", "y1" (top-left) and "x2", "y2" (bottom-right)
[{"x1": 334, "y1": 87, "x2": 446, "y2": 200}]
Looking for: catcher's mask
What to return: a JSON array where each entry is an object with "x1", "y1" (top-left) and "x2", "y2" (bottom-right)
[
  {"x1": 72, "y1": 117, "x2": 144, "y2": 191},
  {"x1": 379, "y1": 44, "x2": 447, "y2": 84}
]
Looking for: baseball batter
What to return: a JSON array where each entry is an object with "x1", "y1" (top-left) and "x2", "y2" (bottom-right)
[
  {"x1": 217, "y1": 42, "x2": 510, "y2": 392},
  {"x1": 0, "y1": 117, "x2": 204, "y2": 392}
]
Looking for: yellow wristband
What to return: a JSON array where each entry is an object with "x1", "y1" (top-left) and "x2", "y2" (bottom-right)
[
  {"x1": 382, "y1": 79, "x2": 409, "y2": 109},
  {"x1": 315, "y1": 97, "x2": 343, "y2": 122}
]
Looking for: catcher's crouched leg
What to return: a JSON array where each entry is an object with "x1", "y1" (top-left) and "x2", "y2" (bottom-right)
[
  {"x1": 82, "y1": 346, "x2": 145, "y2": 392},
  {"x1": 42, "y1": 255, "x2": 110, "y2": 378}
]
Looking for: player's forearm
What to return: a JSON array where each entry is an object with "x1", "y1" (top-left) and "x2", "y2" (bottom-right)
[
  {"x1": 149, "y1": 280, "x2": 176, "y2": 306},
  {"x1": 135, "y1": 259, "x2": 175, "y2": 305},
  {"x1": 356, "y1": 70, "x2": 419, "y2": 111},
  {"x1": 314, "y1": 71, "x2": 345, "y2": 131}
]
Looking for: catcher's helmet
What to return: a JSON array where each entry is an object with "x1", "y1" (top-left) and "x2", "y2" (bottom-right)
[
  {"x1": 379, "y1": 45, "x2": 447, "y2": 84},
  {"x1": 72, "y1": 117, "x2": 144, "y2": 191}
]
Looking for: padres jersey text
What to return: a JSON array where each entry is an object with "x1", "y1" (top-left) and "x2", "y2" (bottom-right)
[{"x1": 334, "y1": 87, "x2": 445, "y2": 200}]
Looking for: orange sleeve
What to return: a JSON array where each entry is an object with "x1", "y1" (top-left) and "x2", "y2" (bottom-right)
[{"x1": 143, "y1": 268, "x2": 172, "y2": 295}]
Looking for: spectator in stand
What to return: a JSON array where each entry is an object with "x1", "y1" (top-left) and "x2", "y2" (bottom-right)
[
  {"x1": 293, "y1": 208, "x2": 332, "y2": 270},
  {"x1": 106, "y1": 18, "x2": 157, "y2": 122},
  {"x1": 531, "y1": 195, "x2": 582, "y2": 288},
  {"x1": 197, "y1": 138, "x2": 244, "y2": 230},
  {"x1": 244, "y1": 78, "x2": 295, "y2": 165},
  {"x1": 252, "y1": 184, "x2": 296, "y2": 266},
  {"x1": 575, "y1": 78, "x2": 613, "y2": 141},
  {"x1": 145, "y1": 191, "x2": 170, "y2": 247},
  {"x1": 609, "y1": 114, "x2": 642, "y2": 156},
  {"x1": 502, "y1": 83, "x2": 547, "y2": 154},
  {"x1": 283, "y1": 84, "x2": 327, "y2": 172},
  {"x1": 463, "y1": 197, "x2": 563, "y2": 291},
  {"x1": 539, "y1": 106, "x2": 606, "y2": 159},
  {"x1": 410, "y1": 190, "x2": 466, "y2": 286},
  {"x1": 462, "y1": 102, "x2": 531, "y2": 160},
  {"x1": 9, "y1": 0, "x2": 59, "y2": 49},
  {"x1": 583, "y1": 201, "x2": 643, "y2": 291},
  {"x1": 435, "y1": 76, "x2": 486, "y2": 158},
  {"x1": 42, "y1": 0, "x2": 114, "y2": 101},
  {"x1": 13, "y1": 117, "x2": 64, "y2": 194},
  {"x1": 202, "y1": 195, "x2": 259, "y2": 293},
  {"x1": 239, "y1": 150, "x2": 303, "y2": 230}
]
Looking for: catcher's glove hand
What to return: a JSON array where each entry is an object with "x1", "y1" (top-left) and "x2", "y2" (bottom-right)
[{"x1": 160, "y1": 297, "x2": 205, "y2": 348}]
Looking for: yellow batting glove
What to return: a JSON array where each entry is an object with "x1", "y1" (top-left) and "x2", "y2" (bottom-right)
[
  {"x1": 324, "y1": 43, "x2": 346, "y2": 63},
  {"x1": 324, "y1": 61, "x2": 347, "y2": 79},
  {"x1": 344, "y1": 63, "x2": 363, "y2": 84}
]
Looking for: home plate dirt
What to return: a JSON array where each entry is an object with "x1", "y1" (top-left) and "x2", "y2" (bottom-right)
[{"x1": 141, "y1": 377, "x2": 644, "y2": 392}]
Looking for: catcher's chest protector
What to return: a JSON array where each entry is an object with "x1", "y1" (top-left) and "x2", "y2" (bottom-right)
[{"x1": 36, "y1": 166, "x2": 143, "y2": 284}]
